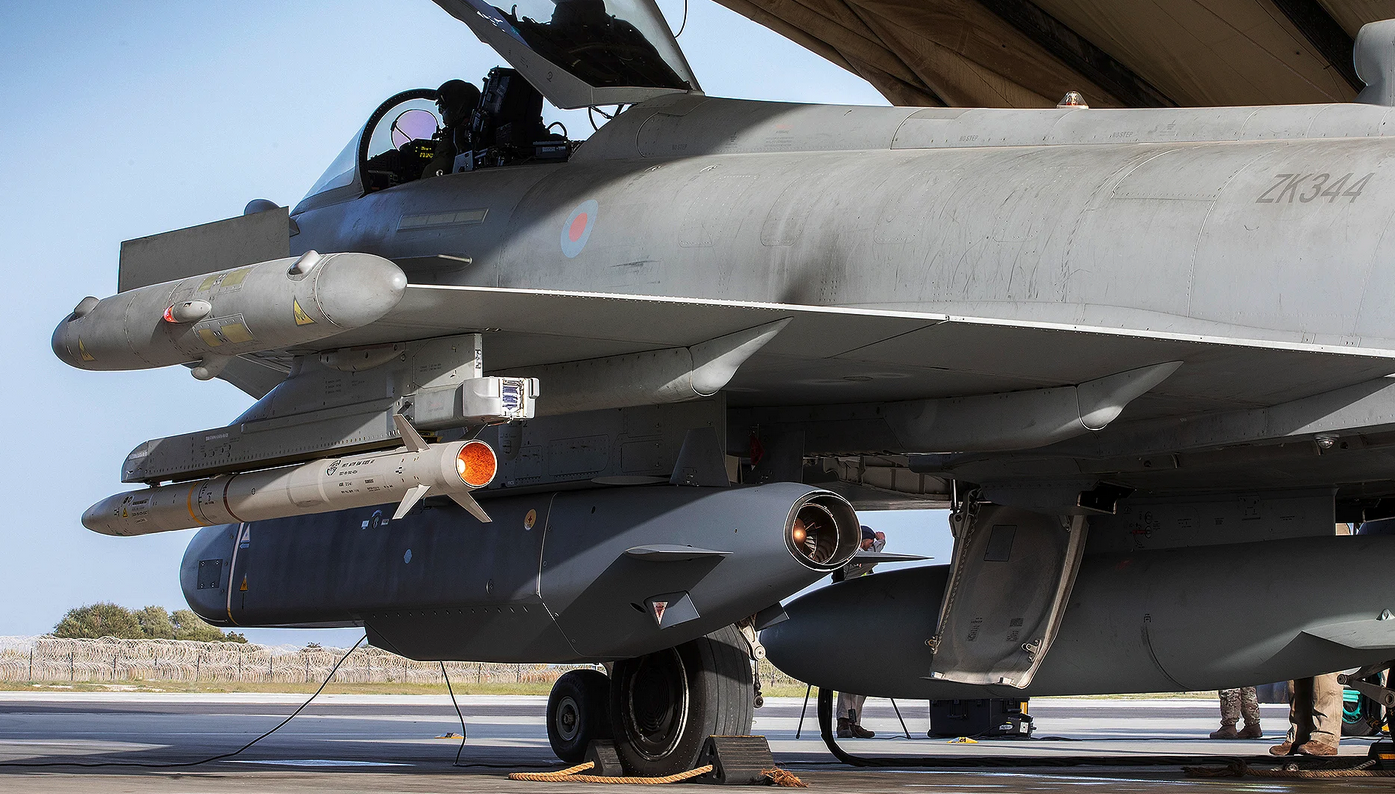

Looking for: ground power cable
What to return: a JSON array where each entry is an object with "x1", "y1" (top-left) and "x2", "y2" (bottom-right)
[
  {"x1": 810, "y1": 687, "x2": 1309, "y2": 771},
  {"x1": 440, "y1": 660, "x2": 559, "y2": 770},
  {"x1": 0, "y1": 635, "x2": 369, "y2": 769},
  {"x1": 0, "y1": 636, "x2": 563, "y2": 772}
]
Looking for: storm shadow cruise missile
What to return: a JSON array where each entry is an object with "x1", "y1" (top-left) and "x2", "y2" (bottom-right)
[
  {"x1": 52, "y1": 250, "x2": 406, "y2": 380},
  {"x1": 84, "y1": 417, "x2": 497, "y2": 536}
]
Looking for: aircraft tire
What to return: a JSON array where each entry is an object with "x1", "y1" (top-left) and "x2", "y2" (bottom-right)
[
  {"x1": 610, "y1": 625, "x2": 754, "y2": 776},
  {"x1": 546, "y1": 669, "x2": 613, "y2": 763}
]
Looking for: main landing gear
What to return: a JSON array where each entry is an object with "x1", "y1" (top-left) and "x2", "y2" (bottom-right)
[{"x1": 545, "y1": 626, "x2": 755, "y2": 776}]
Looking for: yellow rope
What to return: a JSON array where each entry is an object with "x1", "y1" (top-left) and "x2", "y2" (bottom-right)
[
  {"x1": 762, "y1": 767, "x2": 809, "y2": 787},
  {"x1": 508, "y1": 761, "x2": 717, "y2": 784}
]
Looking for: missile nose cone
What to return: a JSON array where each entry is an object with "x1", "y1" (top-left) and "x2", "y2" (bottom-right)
[
  {"x1": 311, "y1": 253, "x2": 408, "y2": 329},
  {"x1": 51, "y1": 296, "x2": 99, "y2": 368},
  {"x1": 81, "y1": 497, "x2": 118, "y2": 536}
]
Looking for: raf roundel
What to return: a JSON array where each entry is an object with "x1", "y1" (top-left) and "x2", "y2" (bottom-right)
[{"x1": 560, "y1": 199, "x2": 598, "y2": 258}]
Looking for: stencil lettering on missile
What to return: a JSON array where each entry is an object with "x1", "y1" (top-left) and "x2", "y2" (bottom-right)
[
  {"x1": 561, "y1": 199, "x2": 598, "y2": 258},
  {"x1": 651, "y1": 600, "x2": 668, "y2": 625},
  {"x1": 1256, "y1": 173, "x2": 1373, "y2": 204}
]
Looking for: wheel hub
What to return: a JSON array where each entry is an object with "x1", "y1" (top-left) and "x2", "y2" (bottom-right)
[
  {"x1": 555, "y1": 695, "x2": 581, "y2": 742},
  {"x1": 624, "y1": 648, "x2": 689, "y2": 760}
]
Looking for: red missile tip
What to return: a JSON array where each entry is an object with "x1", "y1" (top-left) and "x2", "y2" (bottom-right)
[
  {"x1": 162, "y1": 306, "x2": 177, "y2": 323},
  {"x1": 456, "y1": 441, "x2": 497, "y2": 488}
]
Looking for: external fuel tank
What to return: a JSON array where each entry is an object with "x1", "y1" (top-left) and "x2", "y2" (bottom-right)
[{"x1": 764, "y1": 534, "x2": 1395, "y2": 699}]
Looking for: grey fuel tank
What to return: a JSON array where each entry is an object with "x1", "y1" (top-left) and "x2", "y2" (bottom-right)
[
  {"x1": 182, "y1": 482, "x2": 859, "y2": 662},
  {"x1": 764, "y1": 534, "x2": 1395, "y2": 699}
]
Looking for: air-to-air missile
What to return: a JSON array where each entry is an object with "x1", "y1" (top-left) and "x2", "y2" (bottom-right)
[
  {"x1": 52, "y1": 251, "x2": 406, "y2": 380},
  {"x1": 83, "y1": 417, "x2": 498, "y2": 536}
]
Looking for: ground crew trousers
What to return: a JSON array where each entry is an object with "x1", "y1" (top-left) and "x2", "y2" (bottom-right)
[
  {"x1": 1220, "y1": 687, "x2": 1260, "y2": 727},
  {"x1": 837, "y1": 692, "x2": 868, "y2": 722},
  {"x1": 1286, "y1": 674, "x2": 1342, "y2": 748}
]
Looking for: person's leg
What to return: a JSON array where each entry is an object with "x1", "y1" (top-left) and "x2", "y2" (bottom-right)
[
  {"x1": 1296, "y1": 673, "x2": 1342, "y2": 755},
  {"x1": 1238, "y1": 686, "x2": 1262, "y2": 738},
  {"x1": 1212, "y1": 689, "x2": 1240, "y2": 738},
  {"x1": 1272, "y1": 679, "x2": 1307, "y2": 756},
  {"x1": 836, "y1": 691, "x2": 855, "y2": 737},
  {"x1": 848, "y1": 694, "x2": 874, "y2": 738}
]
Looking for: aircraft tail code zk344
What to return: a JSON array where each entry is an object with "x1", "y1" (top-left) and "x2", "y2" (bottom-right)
[{"x1": 52, "y1": 0, "x2": 1395, "y2": 775}]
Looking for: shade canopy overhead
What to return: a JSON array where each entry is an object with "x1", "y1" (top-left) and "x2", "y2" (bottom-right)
[{"x1": 711, "y1": 0, "x2": 1395, "y2": 107}]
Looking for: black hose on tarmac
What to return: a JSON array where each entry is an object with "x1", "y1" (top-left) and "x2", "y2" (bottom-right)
[{"x1": 814, "y1": 687, "x2": 1284, "y2": 769}]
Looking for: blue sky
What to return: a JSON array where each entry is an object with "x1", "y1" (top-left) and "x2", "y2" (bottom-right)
[{"x1": 0, "y1": 1, "x2": 950, "y2": 646}]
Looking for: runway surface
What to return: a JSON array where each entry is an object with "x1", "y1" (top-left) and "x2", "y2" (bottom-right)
[{"x1": 0, "y1": 692, "x2": 1387, "y2": 792}]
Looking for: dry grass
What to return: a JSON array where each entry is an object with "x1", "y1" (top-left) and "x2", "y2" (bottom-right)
[{"x1": 1, "y1": 679, "x2": 558, "y2": 695}]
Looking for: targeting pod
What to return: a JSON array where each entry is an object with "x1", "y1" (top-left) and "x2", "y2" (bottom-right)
[
  {"x1": 52, "y1": 251, "x2": 406, "y2": 378},
  {"x1": 83, "y1": 420, "x2": 497, "y2": 536}
]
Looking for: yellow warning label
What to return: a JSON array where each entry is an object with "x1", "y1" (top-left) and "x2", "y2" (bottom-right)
[
  {"x1": 197, "y1": 327, "x2": 224, "y2": 347},
  {"x1": 240, "y1": 576, "x2": 248, "y2": 592},
  {"x1": 293, "y1": 298, "x2": 315, "y2": 326},
  {"x1": 78, "y1": 339, "x2": 95, "y2": 362}
]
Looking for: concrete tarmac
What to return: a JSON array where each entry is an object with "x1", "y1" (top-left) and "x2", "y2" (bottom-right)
[{"x1": 0, "y1": 692, "x2": 1387, "y2": 792}]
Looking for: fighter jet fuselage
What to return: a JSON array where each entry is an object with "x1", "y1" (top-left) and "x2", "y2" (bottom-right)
[{"x1": 55, "y1": 22, "x2": 1395, "y2": 770}]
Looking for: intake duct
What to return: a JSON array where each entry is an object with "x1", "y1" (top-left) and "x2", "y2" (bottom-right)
[{"x1": 786, "y1": 493, "x2": 860, "y2": 571}]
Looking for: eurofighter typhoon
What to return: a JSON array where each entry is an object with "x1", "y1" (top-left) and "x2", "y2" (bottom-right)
[{"x1": 51, "y1": 0, "x2": 1395, "y2": 773}]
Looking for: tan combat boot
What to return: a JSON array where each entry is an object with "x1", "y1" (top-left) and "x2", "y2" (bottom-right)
[
  {"x1": 836, "y1": 718, "x2": 853, "y2": 739},
  {"x1": 1236, "y1": 723, "x2": 1262, "y2": 739},
  {"x1": 1295, "y1": 740, "x2": 1338, "y2": 757}
]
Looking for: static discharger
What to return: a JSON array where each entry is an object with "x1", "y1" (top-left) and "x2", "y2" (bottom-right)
[{"x1": 82, "y1": 416, "x2": 496, "y2": 536}]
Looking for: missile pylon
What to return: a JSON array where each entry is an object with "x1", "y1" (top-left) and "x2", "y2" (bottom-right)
[{"x1": 83, "y1": 416, "x2": 495, "y2": 536}]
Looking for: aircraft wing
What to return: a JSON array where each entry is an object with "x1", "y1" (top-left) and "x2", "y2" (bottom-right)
[
  {"x1": 712, "y1": 0, "x2": 1383, "y2": 109},
  {"x1": 320, "y1": 283, "x2": 1395, "y2": 423}
]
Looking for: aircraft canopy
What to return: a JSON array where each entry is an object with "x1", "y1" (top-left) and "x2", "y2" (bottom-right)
[{"x1": 434, "y1": 0, "x2": 700, "y2": 108}]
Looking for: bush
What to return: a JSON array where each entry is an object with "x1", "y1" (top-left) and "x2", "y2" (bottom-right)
[
  {"x1": 53, "y1": 603, "x2": 144, "y2": 640},
  {"x1": 52, "y1": 603, "x2": 246, "y2": 642},
  {"x1": 134, "y1": 605, "x2": 175, "y2": 639}
]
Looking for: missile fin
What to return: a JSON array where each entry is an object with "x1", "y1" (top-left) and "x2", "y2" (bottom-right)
[
  {"x1": 449, "y1": 492, "x2": 493, "y2": 523},
  {"x1": 393, "y1": 414, "x2": 430, "y2": 452},
  {"x1": 393, "y1": 483, "x2": 432, "y2": 520}
]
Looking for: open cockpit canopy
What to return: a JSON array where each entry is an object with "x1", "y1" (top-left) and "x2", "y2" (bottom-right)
[{"x1": 433, "y1": 0, "x2": 700, "y2": 108}]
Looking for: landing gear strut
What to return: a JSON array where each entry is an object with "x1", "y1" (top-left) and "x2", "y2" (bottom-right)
[{"x1": 608, "y1": 625, "x2": 755, "y2": 776}]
